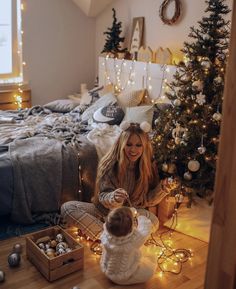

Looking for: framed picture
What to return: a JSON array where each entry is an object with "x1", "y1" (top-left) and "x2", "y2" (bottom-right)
[{"x1": 130, "y1": 17, "x2": 144, "y2": 59}]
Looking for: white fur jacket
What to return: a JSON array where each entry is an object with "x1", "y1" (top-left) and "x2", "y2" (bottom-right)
[{"x1": 100, "y1": 215, "x2": 152, "y2": 282}]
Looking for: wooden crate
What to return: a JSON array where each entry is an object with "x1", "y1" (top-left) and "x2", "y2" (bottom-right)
[{"x1": 26, "y1": 226, "x2": 84, "y2": 282}]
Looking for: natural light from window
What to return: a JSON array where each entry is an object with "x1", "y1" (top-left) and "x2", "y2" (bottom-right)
[{"x1": 0, "y1": 0, "x2": 23, "y2": 84}]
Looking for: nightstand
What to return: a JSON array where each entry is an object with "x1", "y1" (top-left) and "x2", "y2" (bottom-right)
[{"x1": 0, "y1": 87, "x2": 31, "y2": 110}]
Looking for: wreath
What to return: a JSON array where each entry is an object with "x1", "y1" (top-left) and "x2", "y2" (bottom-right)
[{"x1": 159, "y1": 0, "x2": 181, "y2": 25}]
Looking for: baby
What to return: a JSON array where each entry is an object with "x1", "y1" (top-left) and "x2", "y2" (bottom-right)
[{"x1": 100, "y1": 206, "x2": 157, "y2": 285}]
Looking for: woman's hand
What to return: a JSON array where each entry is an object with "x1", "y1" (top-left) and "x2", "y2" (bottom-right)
[
  {"x1": 113, "y1": 188, "x2": 128, "y2": 203},
  {"x1": 162, "y1": 178, "x2": 178, "y2": 193}
]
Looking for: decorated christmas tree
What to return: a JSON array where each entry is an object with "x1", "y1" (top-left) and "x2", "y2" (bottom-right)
[
  {"x1": 152, "y1": 0, "x2": 231, "y2": 201},
  {"x1": 101, "y1": 8, "x2": 127, "y2": 56}
]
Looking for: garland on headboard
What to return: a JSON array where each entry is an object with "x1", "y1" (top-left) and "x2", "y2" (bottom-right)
[{"x1": 159, "y1": 0, "x2": 181, "y2": 25}]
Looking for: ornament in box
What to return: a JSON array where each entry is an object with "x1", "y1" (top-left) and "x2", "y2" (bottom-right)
[
  {"x1": 8, "y1": 252, "x2": 21, "y2": 267},
  {"x1": 0, "y1": 270, "x2": 5, "y2": 283}
]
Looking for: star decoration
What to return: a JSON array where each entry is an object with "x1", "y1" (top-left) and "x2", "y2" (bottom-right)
[{"x1": 196, "y1": 92, "x2": 206, "y2": 105}]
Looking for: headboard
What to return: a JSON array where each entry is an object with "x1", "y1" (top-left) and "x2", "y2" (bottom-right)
[{"x1": 98, "y1": 56, "x2": 176, "y2": 102}]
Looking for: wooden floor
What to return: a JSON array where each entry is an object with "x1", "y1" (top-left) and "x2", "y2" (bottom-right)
[{"x1": 0, "y1": 228, "x2": 208, "y2": 289}]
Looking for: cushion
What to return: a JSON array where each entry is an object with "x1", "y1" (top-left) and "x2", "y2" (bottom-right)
[
  {"x1": 93, "y1": 103, "x2": 124, "y2": 125},
  {"x1": 117, "y1": 89, "x2": 145, "y2": 107},
  {"x1": 164, "y1": 197, "x2": 213, "y2": 242},
  {"x1": 124, "y1": 105, "x2": 154, "y2": 126},
  {"x1": 44, "y1": 99, "x2": 80, "y2": 113},
  {"x1": 80, "y1": 86, "x2": 104, "y2": 106},
  {"x1": 81, "y1": 92, "x2": 117, "y2": 122}
]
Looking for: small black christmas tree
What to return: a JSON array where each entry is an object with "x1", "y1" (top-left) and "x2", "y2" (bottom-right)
[
  {"x1": 101, "y1": 8, "x2": 127, "y2": 56},
  {"x1": 152, "y1": 0, "x2": 231, "y2": 201}
]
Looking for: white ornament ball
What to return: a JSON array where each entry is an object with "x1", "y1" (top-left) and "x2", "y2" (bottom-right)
[
  {"x1": 0, "y1": 270, "x2": 5, "y2": 283},
  {"x1": 198, "y1": 146, "x2": 206, "y2": 154},
  {"x1": 173, "y1": 99, "x2": 181, "y2": 106},
  {"x1": 213, "y1": 112, "x2": 222, "y2": 121},
  {"x1": 140, "y1": 121, "x2": 151, "y2": 133},
  {"x1": 162, "y1": 162, "x2": 168, "y2": 172},
  {"x1": 154, "y1": 118, "x2": 159, "y2": 125},
  {"x1": 201, "y1": 60, "x2": 211, "y2": 69},
  {"x1": 214, "y1": 76, "x2": 222, "y2": 84},
  {"x1": 184, "y1": 171, "x2": 192, "y2": 181},
  {"x1": 188, "y1": 160, "x2": 200, "y2": 172}
]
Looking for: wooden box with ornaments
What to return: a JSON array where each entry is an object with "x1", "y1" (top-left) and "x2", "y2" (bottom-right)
[{"x1": 25, "y1": 226, "x2": 84, "y2": 282}]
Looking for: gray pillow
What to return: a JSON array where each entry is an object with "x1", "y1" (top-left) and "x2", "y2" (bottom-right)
[
  {"x1": 81, "y1": 92, "x2": 117, "y2": 122},
  {"x1": 44, "y1": 99, "x2": 80, "y2": 113},
  {"x1": 93, "y1": 103, "x2": 124, "y2": 125}
]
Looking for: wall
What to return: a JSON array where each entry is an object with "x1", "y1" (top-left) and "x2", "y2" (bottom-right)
[
  {"x1": 23, "y1": 0, "x2": 96, "y2": 106},
  {"x1": 95, "y1": 0, "x2": 233, "y2": 70}
]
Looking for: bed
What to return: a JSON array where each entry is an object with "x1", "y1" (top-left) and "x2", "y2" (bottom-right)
[{"x1": 0, "y1": 57, "x2": 176, "y2": 224}]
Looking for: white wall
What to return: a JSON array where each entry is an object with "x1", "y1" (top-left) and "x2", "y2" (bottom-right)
[
  {"x1": 23, "y1": 0, "x2": 96, "y2": 105},
  {"x1": 95, "y1": 0, "x2": 233, "y2": 70}
]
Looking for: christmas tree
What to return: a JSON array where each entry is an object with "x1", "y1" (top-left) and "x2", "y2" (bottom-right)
[
  {"x1": 152, "y1": 0, "x2": 231, "y2": 201},
  {"x1": 101, "y1": 8, "x2": 127, "y2": 56}
]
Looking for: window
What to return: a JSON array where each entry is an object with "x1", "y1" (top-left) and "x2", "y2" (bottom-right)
[{"x1": 0, "y1": 0, "x2": 23, "y2": 84}]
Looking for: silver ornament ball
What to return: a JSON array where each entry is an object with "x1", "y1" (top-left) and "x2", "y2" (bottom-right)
[
  {"x1": 173, "y1": 99, "x2": 181, "y2": 106},
  {"x1": 0, "y1": 270, "x2": 5, "y2": 283},
  {"x1": 8, "y1": 252, "x2": 21, "y2": 267},
  {"x1": 13, "y1": 243, "x2": 23, "y2": 254},
  {"x1": 184, "y1": 171, "x2": 192, "y2": 181},
  {"x1": 198, "y1": 146, "x2": 206, "y2": 154}
]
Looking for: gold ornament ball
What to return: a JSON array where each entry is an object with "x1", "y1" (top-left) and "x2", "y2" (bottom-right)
[
  {"x1": 213, "y1": 112, "x2": 222, "y2": 121},
  {"x1": 167, "y1": 163, "x2": 177, "y2": 174},
  {"x1": 188, "y1": 160, "x2": 200, "y2": 172},
  {"x1": 162, "y1": 162, "x2": 168, "y2": 172}
]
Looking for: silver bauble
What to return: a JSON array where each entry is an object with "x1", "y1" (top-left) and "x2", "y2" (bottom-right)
[
  {"x1": 213, "y1": 112, "x2": 222, "y2": 121},
  {"x1": 0, "y1": 270, "x2": 5, "y2": 283},
  {"x1": 8, "y1": 252, "x2": 21, "y2": 267},
  {"x1": 154, "y1": 118, "x2": 160, "y2": 125},
  {"x1": 173, "y1": 99, "x2": 181, "y2": 106},
  {"x1": 188, "y1": 160, "x2": 200, "y2": 172},
  {"x1": 13, "y1": 243, "x2": 23, "y2": 254},
  {"x1": 162, "y1": 162, "x2": 168, "y2": 172},
  {"x1": 201, "y1": 60, "x2": 211, "y2": 69},
  {"x1": 198, "y1": 146, "x2": 206, "y2": 154},
  {"x1": 184, "y1": 171, "x2": 192, "y2": 180},
  {"x1": 214, "y1": 76, "x2": 222, "y2": 84}
]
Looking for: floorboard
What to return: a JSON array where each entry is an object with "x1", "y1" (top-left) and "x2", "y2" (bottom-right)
[{"x1": 0, "y1": 227, "x2": 208, "y2": 289}]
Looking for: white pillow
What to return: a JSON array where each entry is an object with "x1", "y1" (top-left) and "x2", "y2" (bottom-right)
[
  {"x1": 81, "y1": 93, "x2": 117, "y2": 122},
  {"x1": 117, "y1": 89, "x2": 145, "y2": 107},
  {"x1": 124, "y1": 105, "x2": 154, "y2": 126}
]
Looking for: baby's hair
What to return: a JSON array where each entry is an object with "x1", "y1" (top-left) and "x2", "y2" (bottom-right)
[{"x1": 106, "y1": 207, "x2": 133, "y2": 237}]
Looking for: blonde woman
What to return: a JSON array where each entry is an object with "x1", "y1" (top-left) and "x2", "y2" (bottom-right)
[{"x1": 61, "y1": 121, "x2": 172, "y2": 241}]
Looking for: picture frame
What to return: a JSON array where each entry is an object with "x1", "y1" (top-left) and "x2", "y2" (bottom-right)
[{"x1": 130, "y1": 17, "x2": 144, "y2": 59}]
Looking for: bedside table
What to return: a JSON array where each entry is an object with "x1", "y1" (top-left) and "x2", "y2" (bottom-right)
[{"x1": 0, "y1": 88, "x2": 31, "y2": 110}]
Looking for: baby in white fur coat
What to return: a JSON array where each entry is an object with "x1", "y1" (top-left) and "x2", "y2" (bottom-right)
[{"x1": 100, "y1": 207, "x2": 157, "y2": 285}]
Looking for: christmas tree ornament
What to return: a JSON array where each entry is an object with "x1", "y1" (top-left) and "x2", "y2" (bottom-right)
[
  {"x1": 162, "y1": 162, "x2": 168, "y2": 172},
  {"x1": 0, "y1": 270, "x2": 5, "y2": 283},
  {"x1": 198, "y1": 146, "x2": 206, "y2": 154},
  {"x1": 213, "y1": 112, "x2": 222, "y2": 121},
  {"x1": 154, "y1": 117, "x2": 160, "y2": 125},
  {"x1": 175, "y1": 137, "x2": 181, "y2": 144},
  {"x1": 201, "y1": 60, "x2": 211, "y2": 69},
  {"x1": 214, "y1": 75, "x2": 222, "y2": 84},
  {"x1": 184, "y1": 171, "x2": 192, "y2": 180},
  {"x1": 56, "y1": 233, "x2": 64, "y2": 243},
  {"x1": 167, "y1": 163, "x2": 177, "y2": 174},
  {"x1": 192, "y1": 80, "x2": 203, "y2": 91},
  {"x1": 173, "y1": 99, "x2": 181, "y2": 106},
  {"x1": 188, "y1": 160, "x2": 200, "y2": 172},
  {"x1": 196, "y1": 92, "x2": 206, "y2": 105},
  {"x1": 8, "y1": 252, "x2": 21, "y2": 267},
  {"x1": 12, "y1": 243, "x2": 23, "y2": 254}
]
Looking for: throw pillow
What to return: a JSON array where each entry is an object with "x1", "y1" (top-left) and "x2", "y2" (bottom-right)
[
  {"x1": 81, "y1": 92, "x2": 117, "y2": 122},
  {"x1": 124, "y1": 105, "x2": 154, "y2": 126},
  {"x1": 93, "y1": 103, "x2": 124, "y2": 125},
  {"x1": 117, "y1": 89, "x2": 145, "y2": 107},
  {"x1": 44, "y1": 99, "x2": 80, "y2": 113},
  {"x1": 80, "y1": 86, "x2": 104, "y2": 106}
]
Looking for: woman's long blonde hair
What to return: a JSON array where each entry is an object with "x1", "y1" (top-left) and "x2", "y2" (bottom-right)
[{"x1": 93, "y1": 124, "x2": 158, "y2": 207}]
